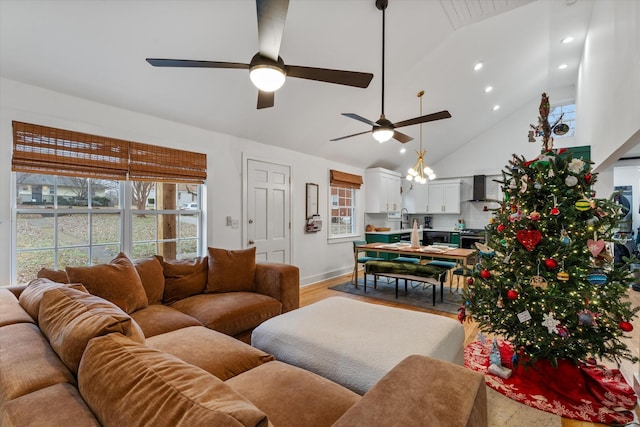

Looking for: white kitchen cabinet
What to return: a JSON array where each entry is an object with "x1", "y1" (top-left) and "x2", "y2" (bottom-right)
[
  {"x1": 365, "y1": 168, "x2": 402, "y2": 212},
  {"x1": 425, "y1": 179, "x2": 461, "y2": 214}
]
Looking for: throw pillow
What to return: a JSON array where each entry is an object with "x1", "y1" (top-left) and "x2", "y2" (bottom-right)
[
  {"x1": 206, "y1": 247, "x2": 256, "y2": 293},
  {"x1": 37, "y1": 267, "x2": 70, "y2": 283},
  {"x1": 18, "y1": 278, "x2": 88, "y2": 322},
  {"x1": 134, "y1": 255, "x2": 165, "y2": 305},
  {"x1": 78, "y1": 333, "x2": 269, "y2": 427},
  {"x1": 161, "y1": 257, "x2": 208, "y2": 304},
  {"x1": 38, "y1": 286, "x2": 145, "y2": 374},
  {"x1": 66, "y1": 253, "x2": 148, "y2": 314}
]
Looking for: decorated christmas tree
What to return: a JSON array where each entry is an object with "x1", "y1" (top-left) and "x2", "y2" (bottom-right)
[{"x1": 465, "y1": 93, "x2": 639, "y2": 368}]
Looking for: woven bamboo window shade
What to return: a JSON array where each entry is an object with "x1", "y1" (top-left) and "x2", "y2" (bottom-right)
[
  {"x1": 12, "y1": 121, "x2": 207, "y2": 183},
  {"x1": 329, "y1": 169, "x2": 363, "y2": 189}
]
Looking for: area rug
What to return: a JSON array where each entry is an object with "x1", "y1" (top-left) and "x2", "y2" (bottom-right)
[
  {"x1": 329, "y1": 278, "x2": 463, "y2": 314},
  {"x1": 464, "y1": 338, "x2": 637, "y2": 424}
]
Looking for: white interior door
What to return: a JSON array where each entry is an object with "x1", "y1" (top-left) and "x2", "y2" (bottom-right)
[{"x1": 246, "y1": 159, "x2": 291, "y2": 263}]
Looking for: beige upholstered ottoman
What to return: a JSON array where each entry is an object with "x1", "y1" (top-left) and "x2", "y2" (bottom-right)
[{"x1": 251, "y1": 296, "x2": 464, "y2": 395}]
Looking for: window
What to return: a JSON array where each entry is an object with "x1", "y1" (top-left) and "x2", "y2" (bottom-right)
[
  {"x1": 12, "y1": 121, "x2": 206, "y2": 283},
  {"x1": 548, "y1": 102, "x2": 575, "y2": 138},
  {"x1": 329, "y1": 186, "x2": 356, "y2": 237},
  {"x1": 328, "y1": 169, "x2": 363, "y2": 239}
]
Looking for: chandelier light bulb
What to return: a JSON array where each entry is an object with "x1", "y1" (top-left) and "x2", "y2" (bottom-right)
[{"x1": 406, "y1": 175, "x2": 413, "y2": 181}]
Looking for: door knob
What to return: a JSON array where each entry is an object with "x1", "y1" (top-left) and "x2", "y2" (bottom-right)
[
  {"x1": 248, "y1": 219, "x2": 254, "y2": 224},
  {"x1": 248, "y1": 240, "x2": 255, "y2": 245}
]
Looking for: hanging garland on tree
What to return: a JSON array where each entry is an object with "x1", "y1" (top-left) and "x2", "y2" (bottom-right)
[{"x1": 464, "y1": 93, "x2": 639, "y2": 368}]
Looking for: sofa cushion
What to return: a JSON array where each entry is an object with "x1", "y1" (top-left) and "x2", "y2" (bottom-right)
[
  {"x1": 131, "y1": 304, "x2": 202, "y2": 338},
  {"x1": 170, "y1": 292, "x2": 282, "y2": 337},
  {"x1": 0, "y1": 323, "x2": 76, "y2": 402},
  {"x1": 147, "y1": 326, "x2": 275, "y2": 380},
  {"x1": 78, "y1": 333, "x2": 269, "y2": 427},
  {"x1": 134, "y1": 255, "x2": 165, "y2": 305},
  {"x1": 0, "y1": 383, "x2": 100, "y2": 427},
  {"x1": 0, "y1": 289, "x2": 35, "y2": 327},
  {"x1": 66, "y1": 252, "x2": 148, "y2": 313},
  {"x1": 207, "y1": 247, "x2": 256, "y2": 293},
  {"x1": 226, "y1": 361, "x2": 359, "y2": 426},
  {"x1": 18, "y1": 278, "x2": 88, "y2": 322},
  {"x1": 37, "y1": 267, "x2": 70, "y2": 283},
  {"x1": 38, "y1": 286, "x2": 145, "y2": 374},
  {"x1": 162, "y1": 257, "x2": 208, "y2": 304}
]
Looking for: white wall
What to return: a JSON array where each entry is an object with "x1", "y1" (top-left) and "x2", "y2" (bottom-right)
[{"x1": 0, "y1": 78, "x2": 362, "y2": 286}]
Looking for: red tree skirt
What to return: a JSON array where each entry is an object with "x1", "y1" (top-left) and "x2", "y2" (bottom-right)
[{"x1": 464, "y1": 339, "x2": 637, "y2": 424}]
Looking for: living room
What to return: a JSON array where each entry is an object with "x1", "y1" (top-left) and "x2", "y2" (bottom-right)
[{"x1": 1, "y1": 1, "x2": 639, "y2": 425}]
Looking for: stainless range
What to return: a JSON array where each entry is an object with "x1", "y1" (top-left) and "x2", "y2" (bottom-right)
[{"x1": 459, "y1": 229, "x2": 487, "y2": 249}]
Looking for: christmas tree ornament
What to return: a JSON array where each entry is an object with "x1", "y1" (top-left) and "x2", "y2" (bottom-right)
[
  {"x1": 507, "y1": 289, "x2": 519, "y2": 300},
  {"x1": 544, "y1": 258, "x2": 558, "y2": 270},
  {"x1": 619, "y1": 321, "x2": 633, "y2": 332},
  {"x1": 550, "y1": 195, "x2": 560, "y2": 216},
  {"x1": 496, "y1": 296, "x2": 504, "y2": 308},
  {"x1": 527, "y1": 210, "x2": 541, "y2": 221},
  {"x1": 503, "y1": 250, "x2": 514, "y2": 264},
  {"x1": 586, "y1": 271, "x2": 607, "y2": 285},
  {"x1": 519, "y1": 175, "x2": 528, "y2": 193},
  {"x1": 542, "y1": 312, "x2": 560, "y2": 334},
  {"x1": 557, "y1": 325, "x2": 569, "y2": 337},
  {"x1": 553, "y1": 122, "x2": 569, "y2": 136},
  {"x1": 557, "y1": 271, "x2": 569, "y2": 281},
  {"x1": 480, "y1": 269, "x2": 492, "y2": 279},
  {"x1": 500, "y1": 238, "x2": 507, "y2": 246},
  {"x1": 584, "y1": 173, "x2": 592, "y2": 183},
  {"x1": 516, "y1": 229, "x2": 542, "y2": 251},
  {"x1": 578, "y1": 310, "x2": 596, "y2": 326},
  {"x1": 530, "y1": 275, "x2": 548, "y2": 289},
  {"x1": 534, "y1": 181, "x2": 542, "y2": 190},
  {"x1": 497, "y1": 223, "x2": 506, "y2": 232},
  {"x1": 565, "y1": 175, "x2": 578, "y2": 187},
  {"x1": 466, "y1": 277, "x2": 474, "y2": 286},
  {"x1": 509, "y1": 209, "x2": 523, "y2": 222},
  {"x1": 560, "y1": 229, "x2": 571, "y2": 245},
  {"x1": 575, "y1": 198, "x2": 592, "y2": 211},
  {"x1": 567, "y1": 158, "x2": 585, "y2": 174},
  {"x1": 587, "y1": 238, "x2": 606, "y2": 257}
]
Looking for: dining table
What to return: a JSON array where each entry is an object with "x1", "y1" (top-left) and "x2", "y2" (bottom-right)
[{"x1": 353, "y1": 242, "x2": 477, "y2": 292}]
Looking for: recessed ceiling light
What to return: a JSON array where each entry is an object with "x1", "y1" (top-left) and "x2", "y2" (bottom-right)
[
  {"x1": 473, "y1": 61, "x2": 483, "y2": 71},
  {"x1": 492, "y1": 105, "x2": 500, "y2": 111},
  {"x1": 484, "y1": 86, "x2": 493, "y2": 93},
  {"x1": 558, "y1": 64, "x2": 568, "y2": 70},
  {"x1": 561, "y1": 36, "x2": 574, "y2": 44},
  {"x1": 400, "y1": 148, "x2": 406, "y2": 154}
]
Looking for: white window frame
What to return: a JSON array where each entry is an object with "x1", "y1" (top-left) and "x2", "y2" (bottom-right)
[{"x1": 328, "y1": 184, "x2": 359, "y2": 243}]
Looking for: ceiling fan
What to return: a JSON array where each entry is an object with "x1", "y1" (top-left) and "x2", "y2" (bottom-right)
[
  {"x1": 145, "y1": 0, "x2": 373, "y2": 109},
  {"x1": 331, "y1": 0, "x2": 451, "y2": 143}
]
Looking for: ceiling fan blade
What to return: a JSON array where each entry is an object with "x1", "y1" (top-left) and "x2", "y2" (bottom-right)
[
  {"x1": 393, "y1": 110, "x2": 452, "y2": 129},
  {"x1": 257, "y1": 90, "x2": 275, "y2": 109},
  {"x1": 330, "y1": 130, "x2": 372, "y2": 142},
  {"x1": 256, "y1": 0, "x2": 289, "y2": 62},
  {"x1": 392, "y1": 131, "x2": 413, "y2": 144},
  {"x1": 146, "y1": 58, "x2": 249, "y2": 69},
  {"x1": 341, "y1": 113, "x2": 378, "y2": 127},
  {"x1": 286, "y1": 66, "x2": 373, "y2": 88}
]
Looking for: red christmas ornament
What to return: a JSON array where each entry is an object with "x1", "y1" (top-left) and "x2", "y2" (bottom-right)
[
  {"x1": 466, "y1": 277, "x2": 474, "y2": 286},
  {"x1": 544, "y1": 258, "x2": 558, "y2": 269},
  {"x1": 584, "y1": 173, "x2": 592, "y2": 183},
  {"x1": 516, "y1": 229, "x2": 542, "y2": 251},
  {"x1": 507, "y1": 289, "x2": 519, "y2": 300},
  {"x1": 497, "y1": 224, "x2": 506, "y2": 232},
  {"x1": 480, "y1": 269, "x2": 491, "y2": 279},
  {"x1": 550, "y1": 206, "x2": 560, "y2": 216},
  {"x1": 619, "y1": 321, "x2": 634, "y2": 332}
]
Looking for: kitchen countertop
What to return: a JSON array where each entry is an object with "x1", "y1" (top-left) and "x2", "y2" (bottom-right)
[{"x1": 365, "y1": 227, "x2": 461, "y2": 235}]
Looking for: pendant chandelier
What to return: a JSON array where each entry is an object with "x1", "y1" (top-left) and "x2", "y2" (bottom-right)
[{"x1": 406, "y1": 91, "x2": 435, "y2": 184}]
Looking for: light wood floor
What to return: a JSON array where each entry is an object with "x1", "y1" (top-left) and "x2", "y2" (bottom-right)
[{"x1": 301, "y1": 271, "x2": 640, "y2": 427}]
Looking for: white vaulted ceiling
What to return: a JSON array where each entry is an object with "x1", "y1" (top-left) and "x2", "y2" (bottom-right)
[{"x1": 4, "y1": 0, "x2": 634, "y2": 172}]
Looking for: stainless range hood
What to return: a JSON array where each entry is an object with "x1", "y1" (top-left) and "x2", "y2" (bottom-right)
[{"x1": 469, "y1": 175, "x2": 486, "y2": 202}]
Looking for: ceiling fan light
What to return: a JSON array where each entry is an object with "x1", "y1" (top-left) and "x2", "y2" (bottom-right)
[
  {"x1": 249, "y1": 66, "x2": 286, "y2": 92},
  {"x1": 373, "y1": 127, "x2": 393, "y2": 143}
]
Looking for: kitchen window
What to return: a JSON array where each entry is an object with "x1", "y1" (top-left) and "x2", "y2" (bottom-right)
[
  {"x1": 328, "y1": 169, "x2": 363, "y2": 240},
  {"x1": 11, "y1": 121, "x2": 206, "y2": 283}
]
